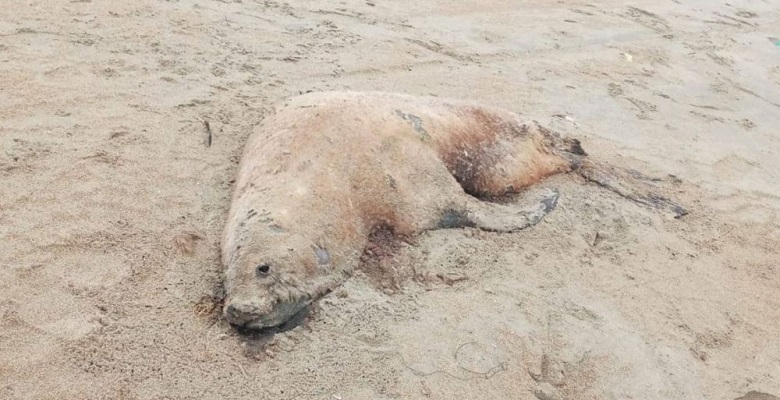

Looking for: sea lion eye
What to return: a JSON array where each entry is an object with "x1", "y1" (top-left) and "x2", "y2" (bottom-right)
[{"x1": 256, "y1": 264, "x2": 271, "y2": 276}]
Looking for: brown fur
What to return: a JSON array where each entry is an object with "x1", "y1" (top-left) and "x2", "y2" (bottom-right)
[
  {"x1": 221, "y1": 91, "x2": 583, "y2": 330},
  {"x1": 437, "y1": 106, "x2": 572, "y2": 198}
]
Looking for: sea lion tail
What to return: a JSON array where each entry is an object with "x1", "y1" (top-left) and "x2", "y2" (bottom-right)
[{"x1": 576, "y1": 161, "x2": 688, "y2": 219}]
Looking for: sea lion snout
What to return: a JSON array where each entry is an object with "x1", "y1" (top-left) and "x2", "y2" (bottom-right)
[
  {"x1": 224, "y1": 298, "x2": 275, "y2": 327},
  {"x1": 225, "y1": 303, "x2": 257, "y2": 326},
  {"x1": 224, "y1": 294, "x2": 312, "y2": 330}
]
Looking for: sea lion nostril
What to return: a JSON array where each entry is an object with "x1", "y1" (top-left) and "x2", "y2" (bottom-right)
[
  {"x1": 256, "y1": 264, "x2": 271, "y2": 276},
  {"x1": 226, "y1": 303, "x2": 249, "y2": 316},
  {"x1": 226, "y1": 304, "x2": 238, "y2": 316}
]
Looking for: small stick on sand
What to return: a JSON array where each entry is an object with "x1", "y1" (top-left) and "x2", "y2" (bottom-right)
[{"x1": 203, "y1": 120, "x2": 213, "y2": 148}]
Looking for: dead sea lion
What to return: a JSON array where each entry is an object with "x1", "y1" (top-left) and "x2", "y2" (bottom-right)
[{"x1": 221, "y1": 91, "x2": 685, "y2": 330}]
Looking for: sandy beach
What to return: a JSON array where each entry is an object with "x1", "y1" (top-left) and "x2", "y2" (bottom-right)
[{"x1": 1, "y1": 0, "x2": 779, "y2": 399}]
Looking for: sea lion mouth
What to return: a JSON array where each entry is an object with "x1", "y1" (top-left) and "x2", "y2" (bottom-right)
[
  {"x1": 233, "y1": 306, "x2": 311, "y2": 336},
  {"x1": 225, "y1": 297, "x2": 311, "y2": 332}
]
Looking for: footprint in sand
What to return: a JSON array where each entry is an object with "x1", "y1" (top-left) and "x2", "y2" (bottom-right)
[{"x1": 712, "y1": 154, "x2": 759, "y2": 181}]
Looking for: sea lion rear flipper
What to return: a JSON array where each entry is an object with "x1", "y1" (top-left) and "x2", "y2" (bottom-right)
[
  {"x1": 458, "y1": 189, "x2": 560, "y2": 233},
  {"x1": 577, "y1": 163, "x2": 688, "y2": 219}
]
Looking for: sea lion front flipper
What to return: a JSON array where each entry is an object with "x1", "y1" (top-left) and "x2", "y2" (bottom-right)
[
  {"x1": 454, "y1": 189, "x2": 560, "y2": 233},
  {"x1": 577, "y1": 163, "x2": 688, "y2": 218}
]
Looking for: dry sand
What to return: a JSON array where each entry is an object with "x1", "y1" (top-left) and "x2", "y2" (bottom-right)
[{"x1": 1, "y1": 0, "x2": 779, "y2": 399}]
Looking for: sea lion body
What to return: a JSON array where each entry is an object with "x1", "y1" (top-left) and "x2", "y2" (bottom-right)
[{"x1": 222, "y1": 91, "x2": 585, "y2": 329}]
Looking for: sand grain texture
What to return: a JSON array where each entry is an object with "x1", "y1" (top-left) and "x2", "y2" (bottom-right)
[{"x1": 1, "y1": 0, "x2": 779, "y2": 399}]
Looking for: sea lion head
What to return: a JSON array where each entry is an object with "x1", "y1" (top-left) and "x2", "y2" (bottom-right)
[{"x1": 223, "y1": 229, "x2": 338, "y2": 331}]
